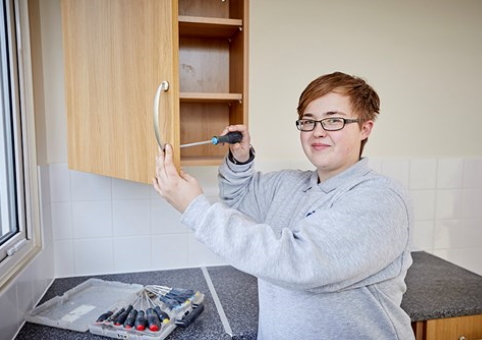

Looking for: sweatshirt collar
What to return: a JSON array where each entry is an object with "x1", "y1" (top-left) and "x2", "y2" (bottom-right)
[{"x1": 304, "y1": 158, "x2": 372, "y2": 193}]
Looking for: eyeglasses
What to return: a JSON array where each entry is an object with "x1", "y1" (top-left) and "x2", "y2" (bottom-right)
[{"x1": 295, "y1": 118, "x2": 359, "y2": 132}]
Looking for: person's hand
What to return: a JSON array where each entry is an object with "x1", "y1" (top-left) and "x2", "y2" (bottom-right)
[
  {"x1": 152, "y1": 144, "x2": 203, "y2": 213},
  {"x1": 221, "y1": 124, "x2": 251, "y2": 163}
]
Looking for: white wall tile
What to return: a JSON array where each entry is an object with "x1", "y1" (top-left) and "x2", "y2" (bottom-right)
[
  {"x1": 183, "y1": 166, "x2": 220, "y2": 189},
  {"x1": 151, "y1": 234, "x2": 189, "y2": 270},
  {"x1": 49, "y1": 163, "x2": 71, "y2": 202},
  {"x1": 72, "y1": 201, "x2": 112, "y2": 238},
  {"x1": 462, "y1": 188, "x2": 482, "y2": 219},
  {"x1": 437, "y1": 158, "x2": 464, "y2": 189},
  {"x1": 410, "y1": 190, "x2": 436, "y2": 220},
  {"x1": 74, "y1": 238, "x2": 114, "y2": 275},
  {"x1": 151, "y1": 198, "x2": 188, "y2": 234},
  {"x1": 381, "y1": 158, "x2": 409, "y2": 187},
  {"x1": 44, "y1": 158, "x2": 482, "y2": 278},
  {"x1": 409, "y1": 158, "x2": 437, "y2": 189},
  {"x1": 39, "y1": 165, "x2": 53, "y2": 248},
  {"x1": 187, "y1": 234, "x2": 225, "y2": 267},
  {"x1": 113, "y1": 200, "x2": 151, "y2": 236},
  {"x1": 51, "y1": 201, "x2": 72, "y2": 240},
  {"x1": 113, "y1": 178, "x2": 151, "y2": 199},
  {"x1": 411, "y1": 220, "x2": 434, "y2": 251},
  {"x1": 70, "y1": 170, "x2": 111, "y2": 201},
  {"x1": 54, "y1": 239, "x2": 75, "y2": 278},
  {"x1": 205, "y1": 195, "x2": 221, "y2": 205},
  {"x1": 434, "y1": 219, "x2": 482, "y2": 249},
  {"x1": 113, "y1": 236, "x2": 152, "y2": 272},
  {"x1": 32, "y1": 243, "x2": 55, "y2": 299},
  {"x1": 290, "y1": 158, "x2": 314, "y2": 171},
  {"x1": 0, "y1": 283, "x2": 20, "y2": 340},
  {"x1": 434, "y1": 247, "x2": 482, "y2": 276},
  {"x1": 366, "y1": 157, "x2": 382, "y2": 173},
  {"x1": 256, "y1": 160, "x2": 291, "y2": 173},
  {"x1": 435, "y1": 189, "x2": 464, "y2": 220},
  {"x1": 15, "y1": 266, "x2": 35, "y2": 324},
  {"x1": 463, "y1": 157, "x2": 482, "y2": 188},
  {"x1": 203, "y1": 186, "x2": 220, "y2": 197}
]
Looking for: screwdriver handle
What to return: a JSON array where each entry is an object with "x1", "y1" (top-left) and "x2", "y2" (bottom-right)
[
  {"x1": 123, "y1": 309, "x2": 137, "y2": 329},
  {"x1": 95, "y1": 310, "x2": 113, "y2": 323},
  {"x1": 108, "y1": 307, "x2": 125, "y2": 324},
  {"x1": 135, "y1": 310, "x2": 147, "y2": 331},
  {"x1": 212, "y1": 131, "x2": 242, "y2": 145},
  {"x1": 175, "y1": 303, "x2": 205, "y2": 328},
  {"x1": 114, "y1": 305, "x2": 133, "y2": 326},
  {"x1": 154, "y1": 305, "x2": 170, "y2": 322},
  {"x1": 146, "y1": 308, "x2": 162, "y2": 332}
]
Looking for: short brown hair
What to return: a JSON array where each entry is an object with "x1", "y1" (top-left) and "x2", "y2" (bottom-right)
[{"x1": 297, "y1": 72, "x2": 380, "y2": 155}]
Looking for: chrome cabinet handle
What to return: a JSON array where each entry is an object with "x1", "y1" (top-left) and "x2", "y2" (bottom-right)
[{"x1": 153, "y1": 81, "x2": 170, "y2": 149}]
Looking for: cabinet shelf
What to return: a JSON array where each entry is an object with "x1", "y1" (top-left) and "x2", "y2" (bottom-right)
[
  {"x1": 179, "y1": 16, "x2": 242, "y2": 38},
  {"x1": 180, "y1": 92, "x2": 242, "y2": 103},
  {"x1": 61, "y1": 0, "x2": 248, "y2": 183},
  {"x1": 181, "y1": 155, "x2": 227, "y2": 167}
]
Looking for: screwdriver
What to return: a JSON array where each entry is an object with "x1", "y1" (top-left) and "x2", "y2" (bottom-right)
[
  {"x1": 180, "y1": 131, "x2": 242, "y2": 148},
  {"x1": 107, "y1": 307, "x2": 125, "y2": 324},
  {"x1": 146, "y1": 307, "x2": 162, "y2": 332},
  {"x1": 114, "y1": 304, "x2": 133, "y2": 326},
  {"x1": 95, "y1": 310, "x2": 114, "y2": 323},
  {"x1": 134, "y1": 310, "x2": 148, "y2": 331},
  {"x1": 123, "y1": 308, "x2": 137, "y2": 329},
  {"x1": 154, "y1": 306, "x2": 170, "y2": 323}
]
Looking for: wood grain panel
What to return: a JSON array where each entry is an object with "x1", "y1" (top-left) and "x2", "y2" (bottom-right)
[
  {"x1": 425, "y1": 314, "x2": 482, "y2": 340},
  {"x1": 61, "y1": 0, "x2": 179, "y2": 183}
]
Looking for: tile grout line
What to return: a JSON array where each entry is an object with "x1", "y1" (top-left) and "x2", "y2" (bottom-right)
[{"x1": 201, "y1": 266, "x2": 233, "y2": 337}]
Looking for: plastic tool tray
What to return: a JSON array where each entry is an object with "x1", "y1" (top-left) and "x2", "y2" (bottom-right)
[{"x1": 25, "y1": 278, "x2": 205, "y2": 340}]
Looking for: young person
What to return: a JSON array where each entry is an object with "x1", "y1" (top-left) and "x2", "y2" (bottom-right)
[{"x1": 153, "y1": 72, "x2": 414, "y2": 339}]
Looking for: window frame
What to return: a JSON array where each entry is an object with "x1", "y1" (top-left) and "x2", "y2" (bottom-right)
[
  {"x1": 0, "y1": 0, "x2": 27, "y2": 260},
  {"x1": 0, "y1": 0, "x2": 42, "y2": 288}
]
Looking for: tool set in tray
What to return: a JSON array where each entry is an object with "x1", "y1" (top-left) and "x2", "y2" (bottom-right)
[
  {"x1": 25, "y1": 278, "x2": 205, "y2": 340},
  {"x1": 90, "y1": 284, "x2": 205, "y2": 339}
]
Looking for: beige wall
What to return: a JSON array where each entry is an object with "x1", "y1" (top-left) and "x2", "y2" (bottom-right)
[{"x1": 40, "y1": 0, "x2": 482, "y2": 164}]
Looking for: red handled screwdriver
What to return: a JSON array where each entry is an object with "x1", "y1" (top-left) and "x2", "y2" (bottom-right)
[
  {"x1": 135, "y1": 310, "x2": 148, "y2": 331},
  {"x1": 180, "y1": 131, "x2": 242, "y2": 148},
  {"x1": 95, "y1": 310, "x2": 114, "y2": 323},
  {"x1": 114, "y1": 305, "x2": 133, "y2": 326},
  {"x1": 146, "y1": 307, "x2": 162, "y2": 332},
  {"x1": 123, "y1": 308, "x2": 137, "y2": 329}
]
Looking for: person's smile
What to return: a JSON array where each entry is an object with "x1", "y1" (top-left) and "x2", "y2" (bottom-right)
[{"x1": 311, "y1": 141, "x2": 331, "y2": 151}]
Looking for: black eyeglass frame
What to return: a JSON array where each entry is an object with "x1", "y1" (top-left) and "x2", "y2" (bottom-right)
[{"x1": 295, "y1": 118, "x2": 360, "y2": 132}]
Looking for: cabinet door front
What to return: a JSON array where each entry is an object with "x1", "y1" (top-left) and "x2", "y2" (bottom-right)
[{"x1": 61, "y1": 0, "x2": 180, "y2": 183}]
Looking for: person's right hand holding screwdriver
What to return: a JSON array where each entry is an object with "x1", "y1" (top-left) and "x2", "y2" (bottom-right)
[{"x1": 222, "y1": 125, "x2": 251, "y2": 164}]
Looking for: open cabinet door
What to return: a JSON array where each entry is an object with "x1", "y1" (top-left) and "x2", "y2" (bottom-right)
[{"x1": 61, "y1": 0, "x2": 180, "y2": 184}]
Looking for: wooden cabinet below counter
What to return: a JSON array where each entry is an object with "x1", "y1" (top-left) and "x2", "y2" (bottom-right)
[{"x1": 413, "y1": 314, "x2": 482, "y2": 340}]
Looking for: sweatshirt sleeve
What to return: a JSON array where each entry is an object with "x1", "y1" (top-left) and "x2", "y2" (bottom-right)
[
  {"x1": 217, "y1": 152, "x2": 282, "y2": 223},
  {"x1": 180, "y1": 179, "x2": 412, "y2": 293}
]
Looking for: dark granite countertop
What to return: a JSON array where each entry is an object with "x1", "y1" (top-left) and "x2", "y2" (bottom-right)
[
  {"x1": 402, "y1": 251, "x2": 482, "y2": 322},
  {"x1": 15, "y1": 251, "x2": 482, "y2": 339}
]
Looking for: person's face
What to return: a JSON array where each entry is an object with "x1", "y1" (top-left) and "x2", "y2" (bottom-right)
[{"x1": 299, "y1": 92, "x2": 373, "y2": 182}]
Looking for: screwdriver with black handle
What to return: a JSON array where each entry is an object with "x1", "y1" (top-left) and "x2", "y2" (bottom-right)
[
  {"x1": 95, "y1": 310, "x2": 114, "y2": 323},
  {"x1": 180, "y1": 131, "x2": 243, "y2": 148},
  {"x1": 146, "y1": 307, "x2": 162, "y2": 332},
  {"x1": 114, "y1": 305, "x2": 133, "y2": 326},
  {"x1": 123, "y1": 308, "x2": 138, "y2": 329}
]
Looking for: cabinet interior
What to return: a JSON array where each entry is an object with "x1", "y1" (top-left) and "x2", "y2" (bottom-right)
[{"x1": 178, "y1": 0, "x2": 247, "y2": 166}]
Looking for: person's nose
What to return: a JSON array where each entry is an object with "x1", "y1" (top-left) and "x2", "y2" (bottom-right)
[{"x1": 313, "y1": 121, "x2": 327, "y2": 137}]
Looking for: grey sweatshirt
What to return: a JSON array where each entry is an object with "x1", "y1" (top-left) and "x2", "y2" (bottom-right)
[{"x1": 181, "y1": 157, "x2": 414, "y2": 340}]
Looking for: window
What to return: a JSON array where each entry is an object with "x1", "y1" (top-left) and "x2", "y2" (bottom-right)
[{"x1": 0, "y1": 0, "x2": 40, "y2": 285}]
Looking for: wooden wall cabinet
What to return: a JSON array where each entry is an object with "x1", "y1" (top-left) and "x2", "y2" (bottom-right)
[
  {"x1": 413, "y1": 314, "x2": 482, "y2": 340},
  {"x1": 61, "y1": 0, "x2": 248, "y2": 183}
]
